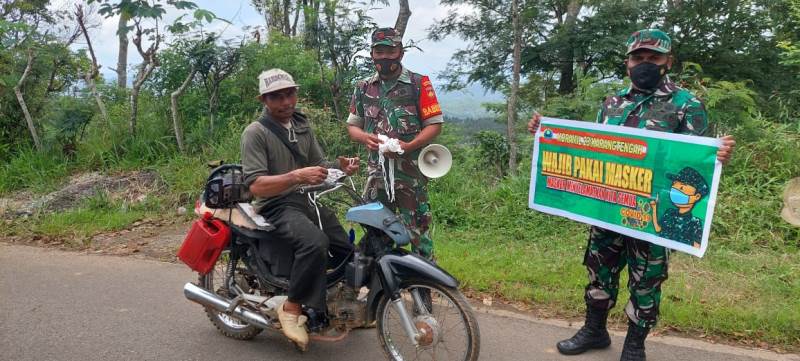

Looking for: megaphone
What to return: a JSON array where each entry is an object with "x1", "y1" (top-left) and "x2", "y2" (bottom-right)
[{"x1": 418, "y1": 144, "x2": 452, "y2": 178}]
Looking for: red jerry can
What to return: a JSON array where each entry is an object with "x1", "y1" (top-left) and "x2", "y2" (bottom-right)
[{"x1": 177, "y1": 212, "x2": 231, "y2": 275}]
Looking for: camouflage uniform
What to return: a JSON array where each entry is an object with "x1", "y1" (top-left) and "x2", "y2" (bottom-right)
[
  {"x1": 347, "y1": 29, "x2": 444, "y2": 259},
  {"x1": 348, "y1": 69, "x2": 443, "y2": 258},
  {"x1": 585, "y1": 29, "x2": 709, "y2": 329}
]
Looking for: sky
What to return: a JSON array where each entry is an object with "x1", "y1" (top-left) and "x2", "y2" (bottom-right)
[{"x1": 64, "y1": 0, "x2": 474, "y2": 87}]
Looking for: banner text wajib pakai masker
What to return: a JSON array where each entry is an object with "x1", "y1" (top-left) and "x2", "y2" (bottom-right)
[{"x1": 528, "y1": 118, "x2": 722, "y2": 257}]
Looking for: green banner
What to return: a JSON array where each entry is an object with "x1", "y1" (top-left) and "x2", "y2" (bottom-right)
[{"x1": 528, "y1": 118, "x2": 722, "y2": 257}]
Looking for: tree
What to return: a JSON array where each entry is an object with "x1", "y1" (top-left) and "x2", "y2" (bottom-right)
[
  {"x1": 13, "y1": 48, "x2": 41, "y2": 151},
  {"x1": 506, "y1": 0, "x2": 522, "y2": 174},
  {"x1": 115, "y1": 11, "x2": 131, "y2": 88},
  {"x1": 252, "y1": 0, "x2": 295, "y2": 36},
  {"x1": 128, "y1": 16, "x2": 161, "y2": 136},
  {"x1": 430, "y1": 0, "x2": 540, "y2": 174},
  {"x1": 200, "y1": 40, "x2": 241, "y2": 133},
  {"x1": 162, "y1": 31, "x2": 215, "y2": 152},
  {"x1": 430, "y1": 0, "x2": 540, "y2": 92},
  {"x1": 75, "y1": 4, "x2": 109, "y2": 125},
  {"x1": 394, "y1": 0, "x2": 410, "y2": 37},
  {"x1": 90, "y1": 0, "x2": 219, "y2": 135},
  {"x1": 2, "y1": 0, "x2": 84, "y2": 153},
  {"x1": 316, "y1": 0, "x2": 375, "y2": 120}
]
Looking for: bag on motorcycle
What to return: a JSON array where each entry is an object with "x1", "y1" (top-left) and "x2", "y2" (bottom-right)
[
  {"x1": 204, "y1": 169, "x2": 250, "y2": 209},
  {"x1": 178, "y1": 212, "x2": 231, "y2": 275}
]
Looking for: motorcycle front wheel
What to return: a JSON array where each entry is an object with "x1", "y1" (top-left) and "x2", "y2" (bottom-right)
[
  {"x1": 198, "y1": 250, "x2": 264, "y2": 340},
  {"x1": 376, "y1": 279, "x2": 480, "y2": 361}
]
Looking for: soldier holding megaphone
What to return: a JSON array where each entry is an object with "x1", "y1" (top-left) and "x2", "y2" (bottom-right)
[{"x1": 346, "y1": 27, "x2": 450, "y2": 260}]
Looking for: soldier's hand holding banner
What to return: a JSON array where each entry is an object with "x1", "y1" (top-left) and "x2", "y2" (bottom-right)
[{"x1": 528, "y1": 117, "x2": 722, "y2": 257}]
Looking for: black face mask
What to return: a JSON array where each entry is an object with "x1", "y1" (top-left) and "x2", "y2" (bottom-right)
[
  {"x1": 629, "y1": 62, "x2": 668, "y2": 90},
  {"x1": 374, "y1": 58, "x2": 401, "y2": 76}
]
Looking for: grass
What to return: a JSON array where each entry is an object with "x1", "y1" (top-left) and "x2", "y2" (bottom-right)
[
  {"x1": 9, "y1": 192, "x2": 156, "y2": 245},
  {"x1": 434, "y1": 219, "x2": 800, "y2": 348},
  {"x1": 2, "y1": 111, "x2": 799, "y2": 350}
]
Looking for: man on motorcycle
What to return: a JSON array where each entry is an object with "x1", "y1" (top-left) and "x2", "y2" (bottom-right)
[{"x1": 240, "y1": 68, "x2": 359, "y2": 350}]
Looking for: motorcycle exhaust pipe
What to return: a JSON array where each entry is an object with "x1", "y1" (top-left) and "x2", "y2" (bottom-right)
[{"x1": 183, "y1": 282, "x2": 272, "y2": 329}]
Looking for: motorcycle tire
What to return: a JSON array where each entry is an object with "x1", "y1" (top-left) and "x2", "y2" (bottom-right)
[
  {"x1": 376, "y1": 279, "x2": 480, "y2": 361},
  {"x1": 198, "y1": 250, "x2": 264, "y2": 340}
]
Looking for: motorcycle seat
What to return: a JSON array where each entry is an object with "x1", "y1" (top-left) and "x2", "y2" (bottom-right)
[
  {"x1": 196, "y1": 202, "x2": 275, "y2": 232},
  {"x1": 230, "y1": 224, "x2": 274, "y2": 241}
]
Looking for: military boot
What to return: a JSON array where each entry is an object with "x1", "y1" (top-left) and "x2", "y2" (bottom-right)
[
  {"x1": 557, "y1": 306, "x2": 611, "y2": 355},
  {"x1": 619, "y1": 321, "x2": 649, "y2": 361}
]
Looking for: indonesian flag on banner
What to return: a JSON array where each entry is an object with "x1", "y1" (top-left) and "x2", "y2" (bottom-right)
[{"x1": 419, "y1": 76, "x2": 442, "y2": 120}]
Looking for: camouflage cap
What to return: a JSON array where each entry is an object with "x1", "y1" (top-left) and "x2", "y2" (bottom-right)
[
  {"x1": 626, "y1": 29, "x2": 671, "y2": 55},
  {"x1": 371, "y1": 27, "x2": 402, "y2": 48},
  {"x1": 667, "y1": 167, "x2": 709, "y2": 197}
]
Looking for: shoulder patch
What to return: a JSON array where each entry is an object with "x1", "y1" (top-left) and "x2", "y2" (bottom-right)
[{"x1": 418, "y1": 75, "x2": 442, "y2": 120}]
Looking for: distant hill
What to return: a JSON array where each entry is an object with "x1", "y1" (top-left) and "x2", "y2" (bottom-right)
[
  {"x1": 434, "y1": 84, "x2": 506, "y2": 137},
  {"x1": 436, "y1": 83, "x2": 504, "y2": 120}
]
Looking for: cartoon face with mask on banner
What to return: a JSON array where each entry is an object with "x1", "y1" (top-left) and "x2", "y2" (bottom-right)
[{"x1": 651, "y1": 166, "x2": 710, "y2": 248}]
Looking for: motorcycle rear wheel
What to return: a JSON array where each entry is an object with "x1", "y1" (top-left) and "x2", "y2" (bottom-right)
[
  {"x1": 198, "y1": 250, "x2": 264, "y2": 340},
  {"x1": 376, "y1": 279, "x2": 480, "y2": 361}
]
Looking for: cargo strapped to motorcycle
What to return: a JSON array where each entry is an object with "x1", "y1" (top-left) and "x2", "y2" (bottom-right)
[{"x1": 204, "y1": 164, "x2": 251, "y2": 209}]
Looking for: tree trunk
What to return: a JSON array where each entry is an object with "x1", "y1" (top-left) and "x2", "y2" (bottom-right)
[
  {"x1": 88, "y1": 78, "x2": 108, "y2": 124},
  {"x1": 130, "y1": 62, "x2": 156, "y2": 136},
  {"x1": 291, "y1": 1, "x2": 301, "y2": 36},
  {"x1": 171, "y1": 67, "x2": 195, "y2": 153},
  {"x1": 14, "y1": 49, "x2": 42, "y2": 152},
  {"x1": 304, "y1": 0, "x2": 322, "y2": 49},
  {"x1": 395, "y1": 0, "x2": 411, "y2": 38},
  {"x1": 208, "y1": 85, "x2": 219, "y2": 133},
  {"x1": 330, "y1": 83, "x2": 342, "y2": 121},
  {"x1": 507, "y1": 0, "x2": 521, "y2": 175},
  {"x1": 557, "y1": 0, "x2": 582, "y2": 94},
  {"x1": 130, "y1": 86, "x2": 140, "y2": 135},
  {"x1": 77, "y1": 4, "x2": 109, "y2": 124},
  {"x1": 283, "y1": 0, "x2": 291, "y2": 36},
  {"x1": 116, "y1": 13, "x2": 130, "y2": 88},
  {"x1": 323, "y1": 6, "x2": 343, "y2": 120}
]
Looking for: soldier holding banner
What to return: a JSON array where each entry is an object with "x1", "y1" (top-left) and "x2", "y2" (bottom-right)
[{"x1": 528, "y1": 29, "x2": 736, "y2": 361}]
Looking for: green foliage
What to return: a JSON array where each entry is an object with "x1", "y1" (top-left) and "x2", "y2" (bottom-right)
[
  {"x1": 713, "y1": 117, "x2": 800, "y2": 251},
  {"x1": 473, "y1": 131, "x2": 510, "y2": 178},
  {"x1": 303, "y1": 106, "x2": 360, "y2": 159},
  {"x1": 429, "y1": 0, "x2": 530, "y2": 91},
  {"x1": 0, "y1": 146, "x2": 70, "y2": 194},
  {"x1": 538, "y1": 71, "x2": 620, "y2": 122},
  {"x1": 220, "y1": 35, "x2": 332, "y2": 120},
  {"x1": 432, "y1": 0, "x2": 800, "y2": 126},
  {"x1": 18, "y1": 191, "x2": 159, "y2": 243},
  {"x1": 91, "y1": 0, "x2": 218, "y2": 36},
  {"x1": 42, "y1": 95, "x2": 95, "y2": 153},
  {"x1": 677, "y1": 62, "x2": 758, "y2": 135},
  {"x1": 0, "y1": 45, "x2": 86, "y2": 159}
]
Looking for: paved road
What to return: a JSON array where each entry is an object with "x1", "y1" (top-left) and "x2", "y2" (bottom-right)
[{"x1": 1, "y1": 243, "x2": 797, "y2": 361}]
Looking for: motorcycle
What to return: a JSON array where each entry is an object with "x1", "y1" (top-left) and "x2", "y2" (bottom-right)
[{"x1": 180, "y1": 164, "x2": 481, "y2": 361}]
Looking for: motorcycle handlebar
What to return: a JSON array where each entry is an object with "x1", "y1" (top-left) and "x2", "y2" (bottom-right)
[
  {"x1": 297, "y1": 178, "x2": 367, "y2": 204},
  {"x1": 297, "y1": 182, "x2": 336, "y2": 194}
]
